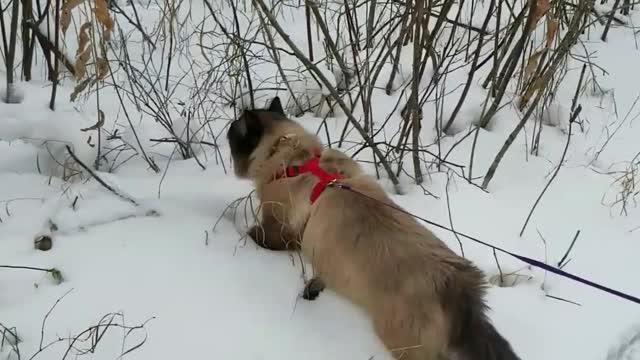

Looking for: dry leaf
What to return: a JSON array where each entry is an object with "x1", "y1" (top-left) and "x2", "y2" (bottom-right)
[
  {"x1": 75, "y1": 47, "x2": 92, "y2": 80},
  {"x1": 60, "y1": 0, "x2": 89, "y2": 35},
  {"x1": 546, "y1": 19, "x2": 558, "y2": 48},
  {"x1": 74, "y1": 60, "x2": 85, "y2": 80},
  {"x1": 524, "y1": 50, "x2": 543, "y2": 79},
  {"x1": 102, "y1": 26, "x2": 112, "y2": 43},
  {"x1": 60, "y1": 8, "x2": 72, "y2": 35},
  {"x1": 75, "y1": 22, "x2": 93, "y2": 80},
  {"x1": 519, "y1": 78, "x2": 545, "y2": 109},
  {"x1": 96, "y1": 57, "x2": 109, "y2": 80},
  {"x1": 533, "y1": 78, "x2": 545, "y2": 92},
  {"x1": 531, "y1": 0, "x2": 551, "y2": 27},
  {"x1": 93, "y1": 0, "x2": 114, "y2": 41},
  {"x1": 70, "y1": 77, "x2": 94, "y2": 101},
  {"x1": 76, "y1": 22, "x2": 92, "y2": 57},
  {"x1": 81, "y1": 110, "x2": 105, "y2": 132}
]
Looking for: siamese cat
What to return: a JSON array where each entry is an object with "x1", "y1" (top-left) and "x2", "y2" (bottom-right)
[{"x1": 226, "y1": 97, "x2": 522, "y2": 360}]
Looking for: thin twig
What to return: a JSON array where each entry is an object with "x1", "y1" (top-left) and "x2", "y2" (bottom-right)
[
  {"x1": 65, "y1": 145, "x2": 140, "y2": 207},
  {"x1": 39, "y1": 289, "x2": 74, "y2": 350},
  {"x1": 546, "y1": 294, "x2": 582, "y2": 306},
  {"x1": 482, "y1": 0, "x2": 589, "y2": 189},
  {"x1": 252, "y1": 0, "x2": 401, "y2": 190},
  {"x1": 493, "y1": 248, "x2": 504, "y2": 285},
  {"x1": 0, "y1": 265, "x2": 54, "y2": 272},
  {"x1": 519, "y1": 105, "x2": 582, "y2": 236},
  {"x1": 558, "y1": 230, "x2": 581, "y2": 269}
]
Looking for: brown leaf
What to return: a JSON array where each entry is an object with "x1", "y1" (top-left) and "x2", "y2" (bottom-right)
[
  {"x1": 60, "y1": 0, "x2": 89, "y2": 35},
  {"x1": 75, "y1": 47, "x2": 92, "y2": 80},
  {"x1": 102, "y1": 27, "x2": 112, "y2": 43},
  {"x1": 93, "y1": 0, "x2": 114, "y2": 41},
  {"x1": 70, "y1": 76, "x2": 94, "y2": 101},
  {"x1": 524, "y1": 50, "x2": 544, "y2": 79},
  {"x1": 60, "y1": 9, "x2": 72, "y2": 35},
  {"x1": 76, "y1": 22, "x2": 92, "y2": 56},
  {"x1": 531, "y1": 0, "x2": 551, "y2": 27},
  {"x1": 546, "y1": 19, "x2": 558, "y2": 48},
  {"x1": 519, "y1": 78, "x2": 545, "y2": 110},
  {"x1": 75, "y1": 22, "x2": 93, "y2": 80},
  {"x1": 96, "y1": 57, "x2": 109, "y2": 80},
  {"x1": 81, "y1": 109, "x2": 105, "y2": 132}
]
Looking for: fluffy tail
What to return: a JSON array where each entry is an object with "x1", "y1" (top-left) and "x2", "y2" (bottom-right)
[{"x1": 445, "y1": 264, "x2": 522, "y2": 360}]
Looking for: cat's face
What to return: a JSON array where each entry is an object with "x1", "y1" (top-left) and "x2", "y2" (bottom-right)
[{"x1": 226, "y1": 96, "x2": 288, "y2": 178}]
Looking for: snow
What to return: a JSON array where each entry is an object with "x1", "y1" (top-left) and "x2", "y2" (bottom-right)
[{"x1": 2, "y1": 1, "x2": 640, "y2": 360}]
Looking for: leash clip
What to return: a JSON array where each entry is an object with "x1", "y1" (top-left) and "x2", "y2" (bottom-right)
[{"x1": 328, "y1": 179, "x2": 350, "y2": 190}]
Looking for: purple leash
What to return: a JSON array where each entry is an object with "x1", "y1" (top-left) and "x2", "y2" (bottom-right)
[{"x1": 331, "y1": 182, "x2": 640, "y2": 305}]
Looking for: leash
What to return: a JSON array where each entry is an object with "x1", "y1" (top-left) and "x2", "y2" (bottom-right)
[
  {"x1": 274, "y1": 145, "x2": 640, "y2": 305},
  {"x1": 327, "y1": 181, "x2": 640, "y2": 306}
]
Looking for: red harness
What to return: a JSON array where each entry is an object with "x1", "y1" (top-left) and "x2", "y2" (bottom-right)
[{"x1": 275, "y1": 149, "x2": 343, "y2": 204}]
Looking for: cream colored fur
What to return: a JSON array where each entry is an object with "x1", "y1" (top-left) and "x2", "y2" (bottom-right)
[{"x1": 245, "y1": 124, "x2": 482, "y2": 360}]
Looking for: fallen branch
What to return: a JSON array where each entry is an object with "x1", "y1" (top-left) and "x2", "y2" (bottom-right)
[
  {"x1": 0, "y1": 265, "x2": 64, "y2": 284},
  {"x1": 65, "y1": 145, "x2": 140, "y2": 207}
]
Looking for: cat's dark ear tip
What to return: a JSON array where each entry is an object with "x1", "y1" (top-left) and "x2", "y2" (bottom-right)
[{"x1": 268, "y1": 96, "x2": 285, "y2": 115}]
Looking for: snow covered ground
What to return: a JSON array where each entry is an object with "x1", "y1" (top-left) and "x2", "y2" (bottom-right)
[{"x1": 1, "y1": 0, "x2": 640, "y2": 359}]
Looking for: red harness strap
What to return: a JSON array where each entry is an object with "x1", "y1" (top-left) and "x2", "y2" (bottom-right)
[{"x1": 276, "y1": 149, "x2": 343, "y2": 204}]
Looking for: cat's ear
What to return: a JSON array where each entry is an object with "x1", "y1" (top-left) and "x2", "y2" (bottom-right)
[
  {"x1": 268, "y1": 96, "x2": 285, "y2": 115},
  {"x1": 232, "y1": 117, "x2": 247, "y2": 138},
  {"x1": 229, "y1": 110, "x2": 261, "y2": 139}
]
